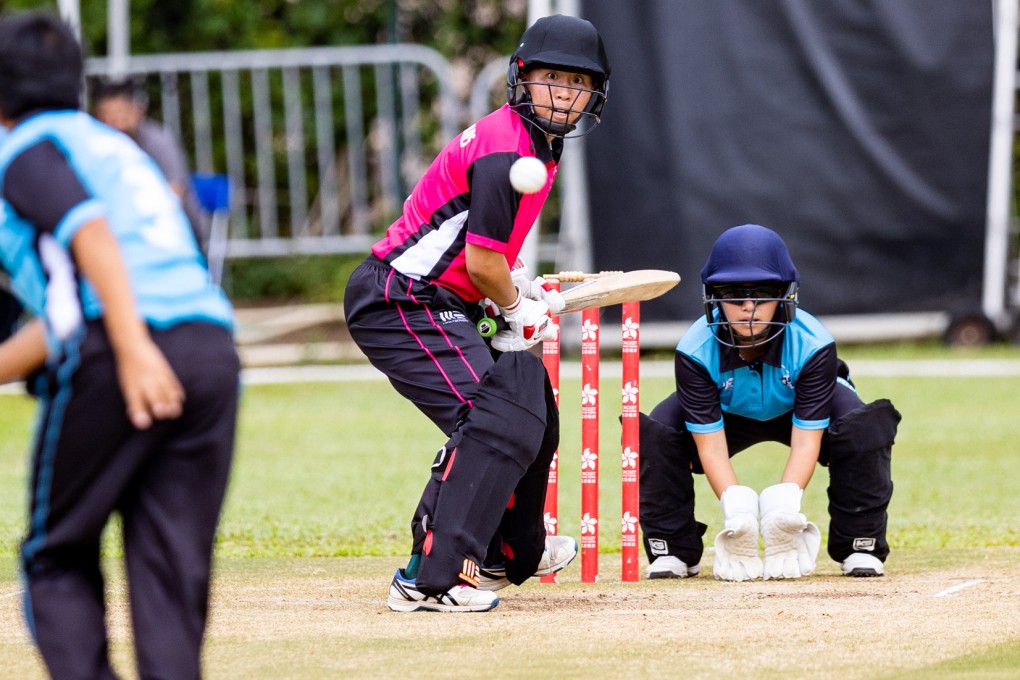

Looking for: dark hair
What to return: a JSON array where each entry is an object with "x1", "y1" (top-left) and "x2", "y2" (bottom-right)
[
  {"x1": 0, "y1": 12, "x2": 83, "y2": 120},
  {"x1": 92, "y1": 77, "x2": 149, "y2": 108}
]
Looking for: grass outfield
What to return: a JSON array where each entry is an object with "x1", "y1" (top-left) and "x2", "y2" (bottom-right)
[{"x1": 1, "y1": 351, "x2": 1019, "y2": 677}]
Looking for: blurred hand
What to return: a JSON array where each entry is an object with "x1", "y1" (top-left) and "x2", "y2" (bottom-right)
[{"x1": 115, "y1": 338, "x2": 185, "y2": 429}]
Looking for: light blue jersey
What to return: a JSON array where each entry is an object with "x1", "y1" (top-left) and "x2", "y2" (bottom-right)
[
  {"x1": 678, "y1": 309, "x2": 835, "y2": 431},
  {"x1": 0, "y1": 111, "x2": 231, "y2": 352}
]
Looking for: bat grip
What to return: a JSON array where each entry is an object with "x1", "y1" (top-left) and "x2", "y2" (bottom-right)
[{"x1": 476, "y1": 314, "x2": 509, "y2": 338}]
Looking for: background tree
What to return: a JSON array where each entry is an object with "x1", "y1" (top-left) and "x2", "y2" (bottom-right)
[{"x1": 1, "y1": 0, "x2": 528, "y2": 76}]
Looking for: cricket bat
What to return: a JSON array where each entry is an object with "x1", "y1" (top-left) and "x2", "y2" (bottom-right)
[{"x1": 477, "y1": 269, "x2": 681, "y2": 337}]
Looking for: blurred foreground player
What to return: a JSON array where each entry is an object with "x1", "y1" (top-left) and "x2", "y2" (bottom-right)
[
  {"x1": 344, "y1": 14, "x2": 611, "y2": 611},
  {"x1": 638, "y1": 225, "x2": 900, "y2": 581},
  {"x1": 0, "y1": 13, "x2": 238, "y2": 678}
]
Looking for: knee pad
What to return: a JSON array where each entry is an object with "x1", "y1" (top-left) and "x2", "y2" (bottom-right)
[
  {"x1": 639, "y1": 412, "x2": 700, "y2": 473},
  {"x1": 822, "y1": 399, "x2": 900, "y2": 466},
  {"x1": 461, "y1": 351, "x2": 554, "y2": 470}
]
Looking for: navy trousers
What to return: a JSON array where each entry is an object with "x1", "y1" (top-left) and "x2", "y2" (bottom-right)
[{"x1": 23, "y1": 321, "x2": 238, "y2": 680}]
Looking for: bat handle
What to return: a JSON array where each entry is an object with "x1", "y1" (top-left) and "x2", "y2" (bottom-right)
[{"x1": 477, "y1": 315, "x2": 508, "y2": 338}]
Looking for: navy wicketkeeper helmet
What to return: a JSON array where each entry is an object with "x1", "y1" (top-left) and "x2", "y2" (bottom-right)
[
  {"x1": 507, "y1": 14, "x2": 610, "y2": 138},
  {"x1": 700, "y1": 224, "x2": 800, "y2": 348}
]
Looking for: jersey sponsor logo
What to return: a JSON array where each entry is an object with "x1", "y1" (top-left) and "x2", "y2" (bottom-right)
[
  {"x1": 459, "y1": 558, "x2": 480, "y2": 587},
  {"x1": 437, "y1": 310, "x2": 469, "y2": 325},
  {"x1": 459, "y1": 124, "x2": 477, "y2": 148},
  {"x1": 781, "y1": 365, "x2": 794, "y2": 390},
  {"x1": 648, "y1": 538, "x2": 669, "y2": 556},
  {"x1": 721, "y1": 377, "x2": 734, "y2": 393},
  {"x1": 852, "y1": 537, "x2": 877, "y2": 552}
]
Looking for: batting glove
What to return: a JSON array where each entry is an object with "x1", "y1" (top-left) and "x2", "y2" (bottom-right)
[
  {"x1": 759, "y1": 482, "x2": 822, "y2": 580},
  {"x1": 511, "y1": 260, "x2": 566, "y2": 315},
  {"x1": 491, "y1": 290, "x2": 557, "y2": 352},
  {"x1": 713, "y1": 485, "x2": 763, "y2": 582}
]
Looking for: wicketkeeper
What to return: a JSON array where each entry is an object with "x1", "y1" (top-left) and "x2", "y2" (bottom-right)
[{"x1": 639, "y1": 224, "x2": 900, "y2": 581}]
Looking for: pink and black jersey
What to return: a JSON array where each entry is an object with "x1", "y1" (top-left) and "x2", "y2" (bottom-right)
[{"x1": 371, "y1": 104, "x2": 560, "y2": 302}]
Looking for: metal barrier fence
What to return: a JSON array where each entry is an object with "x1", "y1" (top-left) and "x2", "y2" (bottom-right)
[{"x1": 85, "y1": 45, "x2": 461, "y2": 258}]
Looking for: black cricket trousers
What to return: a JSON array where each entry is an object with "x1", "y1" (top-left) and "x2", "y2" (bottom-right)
[{"x1": 22, "y1": 320, "x2": 239, "y2": 680}]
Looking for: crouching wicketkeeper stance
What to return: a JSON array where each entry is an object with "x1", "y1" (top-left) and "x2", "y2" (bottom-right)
[
  {"x1": 344, "y1": 15, "x2": 611, "y2": 611},
  {"x1": 639, "y1": 224, "x2": 901, "y2": 581}
]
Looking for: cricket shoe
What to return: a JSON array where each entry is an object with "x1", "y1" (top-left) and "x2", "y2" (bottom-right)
[
  {"x1": 386, "y1": 569, "x2": 499, "y2": 612},
  {"x1": 646, "y1": 555, "x2": 700, "y2": 579},
  {"x1": 841, "y1": 553, "x2": 884, "y2": 577},
  {"x1": 476, "y1": 535, "x2": 578, "y2": 591}
]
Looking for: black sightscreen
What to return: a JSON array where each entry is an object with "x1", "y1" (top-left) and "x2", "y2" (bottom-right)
[{"x1": 582, "y1": 0, "x2": 994, "y2": 321}]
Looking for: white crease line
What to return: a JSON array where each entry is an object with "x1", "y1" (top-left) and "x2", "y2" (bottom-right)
[
  {"x1": 934, "y1": 579, "x2": 985, "y2": 597},
  {"x1": 1, "y1": 589, "x2": 24, "y2": 600}
]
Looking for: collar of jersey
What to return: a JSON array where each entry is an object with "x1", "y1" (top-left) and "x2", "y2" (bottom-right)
[
  {"x1": 526, "y1": 116, "x2": 563, "y2": 163},
  {"x1": 718, "y1": 332, "x2": 785, "y2": 372}
]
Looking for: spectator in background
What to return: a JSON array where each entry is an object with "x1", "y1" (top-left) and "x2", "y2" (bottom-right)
[{"x1": 92, "y1": 77, "x2": 207, "y2": 250}]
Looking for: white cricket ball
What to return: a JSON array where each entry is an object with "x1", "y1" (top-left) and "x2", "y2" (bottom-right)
[{"x1": 509, "y1": 156, "x2": 548, "y2": 194}]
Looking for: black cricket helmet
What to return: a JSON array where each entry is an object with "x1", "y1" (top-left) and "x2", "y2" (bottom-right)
[
  {"x1": 700, "y1": 224, "x2": 800, "y2": 348},
  {"x1": 507, "y1": 14, "x2": 610, "y2": 138}
]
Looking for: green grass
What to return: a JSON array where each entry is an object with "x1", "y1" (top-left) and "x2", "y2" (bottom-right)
[
  {"x1": 883, "y1": 640, "x2": 1020, "y2": 679},
  {"x1": 3, "y1": 366, "x2": 1020, "y2": 562},
  {"x1": 836, "y1": 338, "x2": 1020, "y2": 360},
  {"x1": 2, "y1": 355, "x2": 1020, "y2": 678},
  {"x1": 222, "y1": 371, "x2": 1020, "y2": 558}
]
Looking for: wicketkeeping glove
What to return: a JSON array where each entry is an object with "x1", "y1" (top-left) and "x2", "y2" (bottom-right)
[
  {"x1": 759, "y1": 482, "x2": 821, "y2": 580},
  {"x1": 490, "y1": 290, "x2": 557, "y2": 352},
  {"x1": 510, "y1": 259, "x2": 566, "y2": 315},
  {"x1": 713, "y1": 485, "x2": 763, "y2": 581}
]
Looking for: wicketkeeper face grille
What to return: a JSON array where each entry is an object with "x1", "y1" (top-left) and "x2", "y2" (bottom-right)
[{"x1": 703, "y1": 282, "x2": 799, "y2": 349}]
